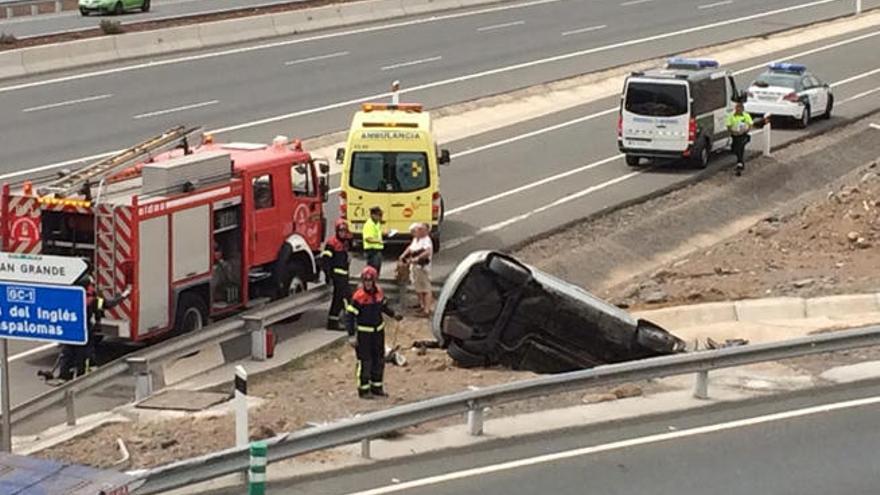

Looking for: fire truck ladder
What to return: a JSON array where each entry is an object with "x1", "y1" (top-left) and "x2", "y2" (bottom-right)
[{"x1": 37, "y1": 125, "x2": 203, "y2": 198}]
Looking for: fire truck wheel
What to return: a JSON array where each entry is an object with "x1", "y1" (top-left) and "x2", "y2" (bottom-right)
[{"x1": 175, "y1": 292, "x2": 208, "y2": 334}]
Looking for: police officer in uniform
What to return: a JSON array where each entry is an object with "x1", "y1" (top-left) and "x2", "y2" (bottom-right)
[
  {"x1": 346, "y1": 266, "x2": 402, "y2": 399},
  {"x1": 362, "y1": 206, "x2": 386, "y2": 276},
  {"x1": 726, "y1": 102, "x2": 754, "y2": 176},
  {"x1": 321, "y1": 218, "x2": 352, "y2": 331}
]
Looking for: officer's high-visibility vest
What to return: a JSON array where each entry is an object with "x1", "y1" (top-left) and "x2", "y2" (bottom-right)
[{"x1": 362, "y1": 219, "x2": 383, "y2": 251}]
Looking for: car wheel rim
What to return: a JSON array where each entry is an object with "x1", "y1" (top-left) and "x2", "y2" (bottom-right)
[{"x1": 289, "y1": 276, "x2": 305, "y2": 296}]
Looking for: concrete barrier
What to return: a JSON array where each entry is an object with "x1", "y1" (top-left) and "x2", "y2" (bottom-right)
[
  {"x1": 271, "y1": 9, "x2": 313, "y2": 36},
  {"x1": 297, "y1": 4, "x2": 347, "y2": 31},
  {"x1": 0, "y1": 50, "x2": 27, "y2": 79},
  {"x1": 198, "y1": 15, "x2": 277, "y2": 47},
  {"x1": 734, "y1": 297, "x2": 806, "y2": 322},
  {"x1": 402, "y1": 0, "x2": 463, "y2": 15},
  {"x1": 20, "y1": 36, "x2": 117, "y2": 74},
  {"x1": 805, "y1": 294, "x2": 880, "y2": 318},
  {"x1": 337, "y1": 0, "x2": 379, "y2": 24},
  {"x1": 635, "y1": 301, "x2": 737, "y2": 329},
  {"x1": 113, "y1": 26, "x2": 203, "y2": 59}
]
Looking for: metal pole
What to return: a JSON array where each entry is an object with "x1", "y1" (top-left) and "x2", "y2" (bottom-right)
[
  {"x1": 235, "y1": 366, "x2": 248, "y2": 447},
  {"x1": 245, "y1": 316, "x2": 267, "y2": 361},
  {"x1": 763, "y1": 119, "x2": 772, "y2": 157},
  {"x1": 0, "y1": 339, "x2": 11, "y2": 452},
  {"x1": 391, "y1": 80, "x2": 400, "y2": 105},
  {"x1": 856, "y1": 0, "x2": 862, "y2": 15},
  {"x1": 65, "y1": 389, "x2": 76, "y2": 427},
  {"x1": 467, "y1": 401, "x2": 484, "y2": 436},
  {"x1": 128, "y1": 357, "x2": 153, "y2": 402},
  {"x1": 360, "y1": 438, "x2": 371, "y2": 459},
  {"x1": 694, "y1": 370, "x2": 709, "y2": 399}
]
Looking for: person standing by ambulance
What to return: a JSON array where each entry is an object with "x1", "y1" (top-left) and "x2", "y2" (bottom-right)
[
  {"x1": 321, "y1": 219, "x2": 352, "y2": 331},
  {"x1": 362, "y1": 206, "x2": 386, "y2": 276},
  {"x1": 346, "y1": 266, "x2": 402, "y2": 399}
]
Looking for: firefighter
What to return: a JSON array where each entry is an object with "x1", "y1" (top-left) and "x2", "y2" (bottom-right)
[
  {"x1": 321, "y1": 218, "x2": 352, "y2": 331},
  {"x1": 41, "y1": 271, "x2": 130, "y2": 382},
  {"x1": 346, "y1": 266, "x2": 402, "y2": 399}
]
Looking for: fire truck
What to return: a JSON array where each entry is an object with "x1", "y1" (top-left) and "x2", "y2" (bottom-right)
[{"x1": 0, "y1": 126, "x2": 329, "y2": 342}]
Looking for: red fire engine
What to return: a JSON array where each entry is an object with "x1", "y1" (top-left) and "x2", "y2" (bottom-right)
[{"x1": 0, "y1": 126, "x2": 329, "y2": 342}]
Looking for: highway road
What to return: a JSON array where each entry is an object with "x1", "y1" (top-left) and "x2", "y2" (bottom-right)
[
  {"x1": 7, "y1": 24, "x2": 880, "y2": 435},
  {"x1": 260, "y1": 381, "x2": 880, "y2": 495},
  {"x1": 0, "y1": 0, "x2": 308, "y2": 38},
  {"x1": 0, "y1": 0, "x2": 877, "y2": 175}
]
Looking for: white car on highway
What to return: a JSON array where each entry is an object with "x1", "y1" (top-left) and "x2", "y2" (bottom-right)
[{"x1": 744, "y1": 63, "x2": 833, "y2": 128}]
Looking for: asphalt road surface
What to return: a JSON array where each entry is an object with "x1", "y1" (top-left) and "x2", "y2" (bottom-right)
[
  {"x1": 0, "y1": 0, "x2": 307, "y2": 38},
  {"x1": 0, "y1": 0, "x2": 877, "y2": 174},
  {"x1": 8, "y1": 24, "x2": 880, "y2": 435},
  {"x1": 261, "y1": 381, "x2": 880, "y2": 495}
]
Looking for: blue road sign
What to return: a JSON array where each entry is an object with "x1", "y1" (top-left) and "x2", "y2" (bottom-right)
[{"x1": 0, "y1": 282, "x2": 87, "y2": 345}]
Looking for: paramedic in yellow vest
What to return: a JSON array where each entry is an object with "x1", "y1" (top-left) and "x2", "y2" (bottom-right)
[
  {"x1": 362, "y1": 206, "x2": 386, "y2": 276},
  {"x1": 726, "y1": 102, "x2": 753, "y2": 176}
]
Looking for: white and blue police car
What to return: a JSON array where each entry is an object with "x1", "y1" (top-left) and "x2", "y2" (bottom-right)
[{"x1": 744, "y1": 63, "x2": 833, "y2": 128}]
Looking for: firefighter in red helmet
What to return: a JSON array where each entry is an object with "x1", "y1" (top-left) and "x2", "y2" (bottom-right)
[
  {"x1": 346, "y1": 266, "x2": 402, "y2": 399},
  {"x1": 321, "y1": 218, "x2": 352, "y2": 330}
]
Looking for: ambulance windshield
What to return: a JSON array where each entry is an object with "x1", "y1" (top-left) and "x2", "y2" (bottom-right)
[{"x1": 350, "y1": 152, "x2": 429, "y2": 192}]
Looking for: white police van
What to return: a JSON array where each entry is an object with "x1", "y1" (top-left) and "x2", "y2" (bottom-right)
[
  {"x1": 744, "y1": 63, "x2": 832, "y2": 128},
  {"x1": 618, "y1": 58, "x2": 740, "y2": 168}
]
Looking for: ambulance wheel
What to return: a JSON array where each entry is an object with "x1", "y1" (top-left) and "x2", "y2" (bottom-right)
[
  {"x1": 175, "y1": 292, "x2": 207, "y2": 334},
  {"x1": 797, "y1": 104, "x2": 811, "y2": 129},
  {"x1": 821, "y1": 95, "x2": 833, "y2": 120},
  {"x1": 625, "y1": 155, "x2": 640, "y2": 167}
]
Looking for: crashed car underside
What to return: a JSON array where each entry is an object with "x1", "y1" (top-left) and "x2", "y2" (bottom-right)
[{"x1": 432, "y1": 251, "x2": 686, "y2": 374}]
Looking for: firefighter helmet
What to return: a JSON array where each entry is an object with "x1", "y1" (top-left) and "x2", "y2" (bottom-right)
[
  {"x1": 334, "y1": 218, "x2": 351, "y2": 238},
  {"x1": 361, "y1": 266, "x2": 378, "y2": 281}
]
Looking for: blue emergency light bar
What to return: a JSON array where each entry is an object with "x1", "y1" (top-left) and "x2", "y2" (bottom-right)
[
  {"x1": 768, "y1": 63, "x2": 806, "y2": 73},
  {"x1": 666, "y1": 58, "x2": 719, "y2": 70}
]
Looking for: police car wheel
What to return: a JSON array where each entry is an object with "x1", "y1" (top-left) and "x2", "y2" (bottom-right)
[
  {"x1": 821, "y1": 95, "x2": 833, "y2": 120},
  {"x1": 625, "y1": 155, "x2": 640, "y2": 167},
  {"x1": 797, "y1": 104, "x2": 811, "y2": 129}
]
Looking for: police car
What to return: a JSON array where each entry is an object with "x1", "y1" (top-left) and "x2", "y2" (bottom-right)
[{"x1": 744, "y1": 63, "x2": 833, "y2": 128}]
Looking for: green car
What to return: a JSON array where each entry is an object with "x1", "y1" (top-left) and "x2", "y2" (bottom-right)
[{"x1": 79, "y1": 0, "x2": 150, "y2": 15}]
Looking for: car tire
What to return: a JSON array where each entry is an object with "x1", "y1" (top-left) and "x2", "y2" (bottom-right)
[
  {"x1": 80, "y1": 7, "x2": 88, "y2": 15},
  {"x1": 141, "y1": 0, "x2": 150, "y2": 11},
  {"x1": 431, "y1": 233, "x2": 440, "y2": 254},
  {"x1": 174, "y1": 292, "x2": 208, "y2": 335},
  {"x1": 625, "y1": 155, "x2": 640, "y2": 167},
  {"x1": 691, "y1": 138, "x2": 710, "y2": 169},
  {"x1": 822, "y1": 95, "x2": 833, "y2": 120},
  {"x1": 113, "y1": 1, "x2": 123, "y2": 14},
  {"x1": 447, "y1": 340, "x2": 486, "y2": 368},
  {"x1": 797, "y1": 104, "x2": 811, "y2": 129},
  {"x1": 487, "y1": 255, "x2": 531, "y2": 286}
]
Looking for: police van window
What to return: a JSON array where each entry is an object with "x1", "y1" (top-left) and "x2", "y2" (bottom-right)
[
  {"x1": 291, "y1": 163, "x2": 313, "y2": 197},
  {"x1": 693, "y1": 78, "x2": 726, "y2": 114},
  {"x1": 252, "y1": 175, "x2": 274, "y2": 209},
  {"x1": 624, "y1": 82, "x2": 688, "y2": 117},
  {"x1": 350, "y1": 152, "x2": 429, "y2": 192}
]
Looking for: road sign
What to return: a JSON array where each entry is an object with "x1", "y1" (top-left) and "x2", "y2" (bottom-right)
[
  {"x1": 0, "y1": 282, "x2": 87, "y2": 345},
  {"x1": 0, "y1": 252, "x2": 88, "y2": 286}
]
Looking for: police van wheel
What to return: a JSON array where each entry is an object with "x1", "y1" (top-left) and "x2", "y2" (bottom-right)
[
  {"x1": 691, "y1": 139, "x2": 710, "y2": 169},
  {"x1": 797, "y1": 104, "x2": 811, "y2": 129},
  {"x1": 822, "y1": 95, "x2": 833, "y2": 120},
  {"x1": 625, "y1": 155, "x2": 640, "y2": 167}
]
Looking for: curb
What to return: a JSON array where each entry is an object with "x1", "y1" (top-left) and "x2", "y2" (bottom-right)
[
  {"x1": 635, "y1": 293, "x2": 880, "y2": 330},
  {"x1": 0, "y1": 0, "x2": 508, "y2": 80}
]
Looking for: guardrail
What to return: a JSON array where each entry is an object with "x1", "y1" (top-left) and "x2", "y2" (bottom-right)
[
  {"x1": 7, "y1": 286, "x2": 330, "y2": 428},
  {"x1": 131, "y1": 323, "x2": 880, "y2": 494}
]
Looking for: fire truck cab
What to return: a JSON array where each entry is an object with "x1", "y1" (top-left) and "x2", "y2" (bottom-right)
[{"x1": 0, "y1": 128, "x2": 329, "y2": 342}]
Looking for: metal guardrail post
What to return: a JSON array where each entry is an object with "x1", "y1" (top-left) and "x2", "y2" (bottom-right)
[
  {"x1": 127, "y1": 357, "x2": 153, "y2": 402},
  {"x1": 763, "y1": 119, "x2": 772, "y2": 157},
  {"x1": 244, "y1": 315, "x2": 267, "y2": 362},
  {"x1": 54, "y1": 0, "x2": 61, "y2": 11},
  {"x1": 360, "y1": 438, "x2": 371, "y2": 459},
  {"x1": 467, "y1": 400, "x2": 484, "y2": 436},
  {"x1": 856, "y1": 0, "x2": 862, "y2": 14},
  {"x1": 694, "y1": 370, "x2": 709, "y2": 399},
  {"x1": 64, "y1": 389, "x2": 76, "y2": 426},
  {"x1": 248, "y1": 441, "x2": 267, "y2": 495}
]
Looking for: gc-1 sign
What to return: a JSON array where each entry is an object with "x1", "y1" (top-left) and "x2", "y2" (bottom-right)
[
  {"x1": 0, "y1": 282, "x2": 87, "y2": 345},
  {"x1": 0, "y1": 252, "x2": 88, "y2": 286}
]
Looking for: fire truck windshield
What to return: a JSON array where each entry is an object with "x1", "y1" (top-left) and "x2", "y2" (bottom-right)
[{"x1": 350, "y1": 152, "x2": 429, "y2": 193}]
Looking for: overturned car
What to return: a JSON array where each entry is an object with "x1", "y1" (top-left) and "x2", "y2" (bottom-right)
[{"x1": 431, "y1": 251, "x2": 686, "y2": 373}]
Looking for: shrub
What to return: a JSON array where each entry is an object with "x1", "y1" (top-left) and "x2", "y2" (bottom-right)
[{"x1": 99, "y1": 19, "x2": 125, "y2": 35}]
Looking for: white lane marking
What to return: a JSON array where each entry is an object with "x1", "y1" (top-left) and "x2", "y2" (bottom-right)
[
  {"x1": 284, "y1": 51, "x2": 350, "y2": 66},
  {"x1": 844, "y1": 87, "x2": 880, "y2": 104},
  {"x1": 447, "y1": 154, "x2": 621, "y2": 216},
  {"x1": 9, "y1": 343, "x2": 57, "y2": 363},
  {"x1": 561, "y1": 24, "x2": 607, "y2": 36},
  {"x1": 0, "y1": 0, "x2": 569, "y2": 94},
  {"x1": 621, "y1": 0, "x2": 653, "y2": 6},
  {"x1": 830, "y1": 66, "x2": 880, "y2": 88},
  {"x1": 6, "y1": 23, "x2": 876, "y2": 182},
  {"x1": 345, "y1": 395, "x2": 880, "y2": 495},
  {"x1": 870, "y1": 122, "x2": 880, "y2": 130},
  {"x1": 699, "y1": 0, "x2": 733, "y2": 9},
  {"x1": 444, "y1": 167, "x2": 636, "y2": 250},
  {"x1": 22, "y1": 94, "x2": 113, "y2": 113},
  {"x1": 477, "y1": 20, "x2": 525, "y2": 31},
  {"x1": 132, "y1": 100, "x2": 219, "y2": 119},
  {"x1": 381, "y1": 56, "x2": 443, "y2": 71}
]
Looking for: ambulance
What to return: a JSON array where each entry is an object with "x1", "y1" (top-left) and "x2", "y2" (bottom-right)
[{"x1": 337, "y1": 103, "x2": 450, "y2": 250}]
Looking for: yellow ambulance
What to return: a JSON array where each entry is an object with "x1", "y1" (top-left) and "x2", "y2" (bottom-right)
[{"x1": 337, "y1": 102, "x2": 450, "y2": 251}]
